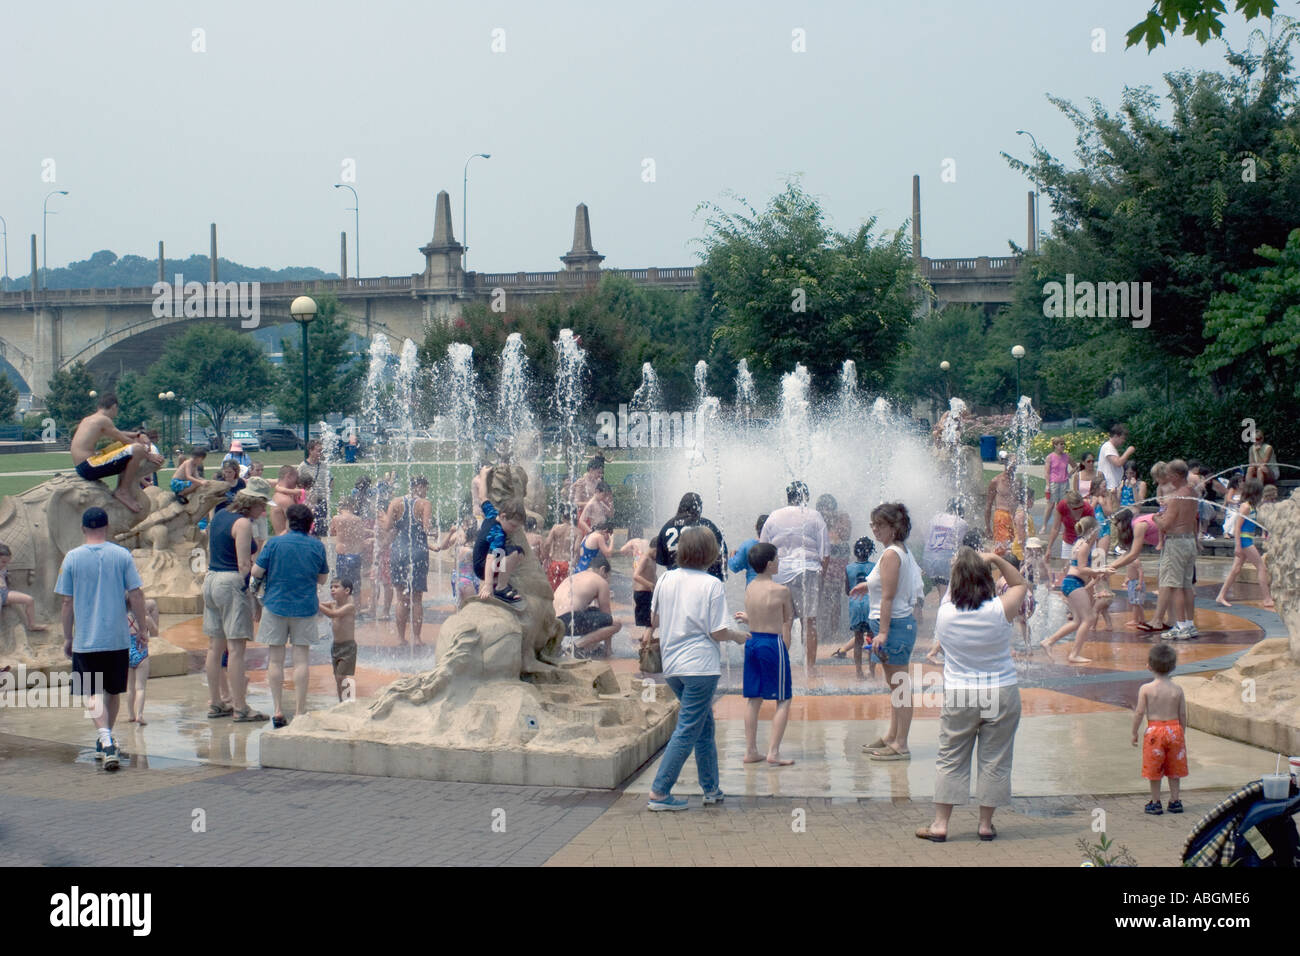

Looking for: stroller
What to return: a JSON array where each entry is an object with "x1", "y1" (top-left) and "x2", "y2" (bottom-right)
[{"x1": 1182, "y1": 778, "x2": 1300, "y2": 866}]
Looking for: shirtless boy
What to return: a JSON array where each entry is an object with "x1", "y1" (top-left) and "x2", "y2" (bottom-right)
[
  {"x1": 317, "y1": 579, "x2": 358, "y2": 701},
  {"x1": 271, "y1": 466, "x2": 299, "y2": 535},
  {"x1": 1132, "y1": 642, "x2": 1188, "y2": 815},
  {"x1": 734, "y1": 543, "x2": 795, "y2": 766},
  {"x1": 331, "y1": 498, "x2": 372, "y2": 599},
  {"x1": 541, "y1": 507, "x2": 580, "y2": 591},
  {"x1": 984, "y1": 460, "x2": 1018, "y2": 551},
  {"x1": 552, "y1": 554, "x2": 621, "y2": 657},
  {"x1": 70, "y1": 392, "x2": 164, "y2": 512}
]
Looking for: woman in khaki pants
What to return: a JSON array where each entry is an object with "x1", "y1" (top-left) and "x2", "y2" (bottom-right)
[{"x1": 916, "y1": 549, "x2": 1026, "y2": 842}]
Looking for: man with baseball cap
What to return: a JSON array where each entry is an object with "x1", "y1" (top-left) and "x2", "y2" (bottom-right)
[{"x1": 56, "y1": 506, "x2": 147, "y2": 771}]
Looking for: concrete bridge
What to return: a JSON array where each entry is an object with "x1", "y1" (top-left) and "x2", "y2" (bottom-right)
[{"x1": 0, "y1": 179, "x2": 1025, "y2": 398}]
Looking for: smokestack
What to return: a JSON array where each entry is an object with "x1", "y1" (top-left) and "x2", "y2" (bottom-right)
[
  {"x1": 912, "y1": 174, "x2": 921, "y2": 260},
  {"x1": 209, "y1": 223, "x2": 217, "y2": 282},
  {"x1": 158, "y1": 241, "x2": 165, "y2": 283},
  {"x1": 340, "y1": 231, "x2": 348, "y2": 281},
  {"x1": 30, "y1": 234, "x2": 37, "y2": 296},
  {"x1": 1027, "y1": 191, "x2": 1037, "y2": 253}
]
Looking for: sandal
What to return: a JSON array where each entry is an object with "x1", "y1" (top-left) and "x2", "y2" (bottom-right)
[
  {"x1": 831, "y1": 648, "x2": 848, "y2": 660},
  {"x1": 207, "y1": 704, "x2": 234, "y2": 719},
  {"x1": 493, "y1": 586, "x2": 523, "y2": 605},
  {"x1": 862, "y1": 737, "x2": 888, "y2": 752},
  {"x1": 868, "y1": 747, "x2": 911, "y2": 761},
  {"x1": 915, "y1": 826, "x2": 946, "y2": 843},
  {"x1": 232, "y1": 706, "x2": 269, "y2": 722},
  {"x1": 979, "y1": 827, "x2": 997, "y2": 841}
]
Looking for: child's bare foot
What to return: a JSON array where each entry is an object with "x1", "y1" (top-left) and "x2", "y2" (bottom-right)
[
  {"x1": 1215, "y1": 594, "x2": 1232, "y2": 607},
  {"x1": 126, "y1": 716, "x2": 137, "y2": 723},
  {"x1": 135, "y1": 716, "x2": 147, "y2": 726},
  {"x1": 112, "y1": 489, "x2": 142, "y2": 513},
  {"x1": 766, "y1": 754, "x2": 794, "y2": 766},
  {"x1": 1066, "y1": 655, "x2": 1092, "y2": 664},
  {"x1": 743, "y1": 752, "x2": 765, "y2": 764}
]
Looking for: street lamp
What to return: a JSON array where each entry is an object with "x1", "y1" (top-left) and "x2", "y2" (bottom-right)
[
  {"x1": 1011, "y1": 345, "x2": 1025, "y2": 403},
  {"x1": 42, "y1": 190, "x2": 69, "y2": 290},
  {"x1": 462, "y1": 152, "x2": 491, "y2": 273},
  {"x1": 0, "y1": 214, "x2": 9, "y2": 291},
  {"x1": 333, "y1": 184, "x2": 359, "y2": 280},
  {"x1": 290, "y1": 295, "x2": 318, "y2": 449},
  {"x1": 940, "y1": 360, "x2": 951, "y2": 404},
  {"x1": 158, "y1": 390, "x2": 177, "y2": 466},
  {"x1": 1016, "y1": 130, "x2": 1041, "y2": 251}
]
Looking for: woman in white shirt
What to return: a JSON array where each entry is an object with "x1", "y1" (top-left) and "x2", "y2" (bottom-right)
[
  {"x1": 850, "y1": 503, "x2": 922, "y2": 760},
  {"x1": 646, "y1": 526, "x2": 748, "y2": 812},
  {"x1": 916, "y1": 548, "x2": 1026, "y2": 843}
]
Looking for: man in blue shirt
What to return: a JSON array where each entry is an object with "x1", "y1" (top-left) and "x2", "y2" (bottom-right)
[
  {"x1": 252, "y1": 503, "x2": 330, "y2": 727},
  {"x1": 56, "y1": 507, "x2": 147, "y2": 771},
  {"x1": 727, "y1": 514, "x2": 770, "y2": 585}
]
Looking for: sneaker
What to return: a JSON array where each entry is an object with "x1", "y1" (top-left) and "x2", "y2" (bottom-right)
[
  {"x1": 1201, "y1": 533, "x2": 1215, "y2": 541},
  {"x1": 102, "y1": 740, "x2": 120, "y2": 772},
  {"x1": 1181, "y1": 625, "x2": 1199, "y2": 639},
  {"x1": 1164, "y1": 626, "x2": 1186, "y2": 641},
  {"x1": 646, "y1": 795, "x2": 689, "y2": 812},
  {"x1": 1167, "y1": 800, "x2": 1184, "y2": 813},
  {"x1": 702, "y1": 790, "x2": 725, "y2": 806},
  {"x1": 94, "y1": 738, "x2": 106, "y2": 761},
  {"x1": 1144, "y1": 800, "x2": 1162, "y2": 815}
]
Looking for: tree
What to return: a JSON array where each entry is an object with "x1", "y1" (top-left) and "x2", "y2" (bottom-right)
[
  {"x1": 45, "y1": 362, "x2": 97, "y2": 433},
  {"x1": 146, "y1": 324, "x2": 275, "y2": 449},
  {"x1": 1127, "y1": 0, "x2": 1279, "y2": 50},
  {"x1": 0, "y1": 374, "x2": 18, "y2": 423},
  {"x1": 696, "y1": 182, "x2": 918, "y2": 400},
  {"x1": 272, "y1": 293, "x2": 364, "y2": 429},
  {"x1": 111, "y1": 370, "x2": 156, "y2": 432}
]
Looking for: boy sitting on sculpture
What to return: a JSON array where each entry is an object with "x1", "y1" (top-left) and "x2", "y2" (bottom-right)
[{"x1": 70, "y1": 392, "x2": 165, "y2": 513}]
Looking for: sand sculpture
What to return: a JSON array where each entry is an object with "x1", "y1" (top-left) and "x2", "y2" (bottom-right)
[
  {"x1": 260, "y1": 462, "x2": 679, "y2": 788},
  {"x1": 1180, "y1": 497, "x2": 1300, "y2": 753}
]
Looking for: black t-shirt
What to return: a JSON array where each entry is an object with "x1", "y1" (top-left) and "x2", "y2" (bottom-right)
[{"x1": 654, "y1": 515, "x2": 728, "y2": 581}]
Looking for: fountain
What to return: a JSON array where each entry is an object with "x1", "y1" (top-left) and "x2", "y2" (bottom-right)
[{"x1": 631, "y1": 362, "x2": 665, "y2": 523}]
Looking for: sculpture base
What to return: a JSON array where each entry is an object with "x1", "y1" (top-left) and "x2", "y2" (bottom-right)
[
  {"x1": 1178, "y1": 637, "x2": 1300, "y2": 754},
  {"x1": 260, "y1": 667, "x2": 679, "y2": 789},
  {"x1": 0, "y1": 636, "x2": 190, "y2": 680}
]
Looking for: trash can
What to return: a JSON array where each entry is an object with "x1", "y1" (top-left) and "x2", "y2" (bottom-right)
[{"x1": 979, "y1": 435, "x2": 998, "y2": 462}]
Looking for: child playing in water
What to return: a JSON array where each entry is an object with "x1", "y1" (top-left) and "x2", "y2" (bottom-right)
[
  {"x1": 837, "y1": 537, "x2": 877, "y2": 679},
  {"x1": 727, "y1": 514, "x2": 770, "y2": 585},
  {"x1": 432, "y1": 510, "x2": 480, "y2": 608},
  {"x1": 632, "y1": 536, "x2": 658, "y2": 649},
  {"x1": 525, "y1": 517, "x2": 544, "y2": 564},
  {"x1": 577, "y1": 481, "x2": 614, "y2": 536},
  {"x1": 1132, "y1": 642, "x2": 1187, "y2": 815},
  {"x1": 1089, "y1": 544, "x2": 1116, "y2": 632},
  {"x1": 271, "y1": 466, "x2": 299, "y2": 535},
  {"x1": 317, "y1": 579, "x2": 358, "y2": 701},
  {"x1": 541, "y1": 506, "x2": 579, "y2": 591},
  {"x1": 575, "y1": 521, "x2": 614, "y2": 573},
  {"x1": 170, "y1": 447, "x2": 208, "y2": 502},
  {"x1": 0, "y1": 544, "x2": 49, "y2": 633},
  {"x1": 296, "y1": 473, "x2": 313, "y2": 506},
  {"x1": 125, "y1": 596, "x2": 158, "y2": 724},
  {"x1": 734, "y1": 543, "x2": 795, "y2": 766}
]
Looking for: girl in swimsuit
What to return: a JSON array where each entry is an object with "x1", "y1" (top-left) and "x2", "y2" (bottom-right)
[
  {"x1": 1041, "y1": 516, "x2": 1103, "y2": 663},
  {"x1": 1216, "y1": 479, "x2": 1274, "y2": 609},
  {"x1": 433, "y1": 512, "x2": 481, "y2": 607}
]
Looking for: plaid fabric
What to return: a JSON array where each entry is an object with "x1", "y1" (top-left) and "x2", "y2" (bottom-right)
[{"x1": 1182, "y1": 781, "x2": 1264, "y2": 866}]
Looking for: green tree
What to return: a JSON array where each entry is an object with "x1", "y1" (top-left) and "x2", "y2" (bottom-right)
[
  {"x1": 111, "y1": 370, "x2": 156, "y2": 432},
  {"x1": 146, "y1": 324, "x2": 275, "y2": 449},
  {"x1": 1128, "y1": 0, "x2": 1279, "y2": 50},
  {"x1": 0, "y1": 374, "x2": 18, "y2": 423},
  {"x1": 45, "y1": 362, "x2": 97, "y2": 432},
  {"x1": 696, "y1": 182, "x2": 918, "y2": 400},
  {"x1": 272, "y1": 293, "x2": 364, "y2": 428}
]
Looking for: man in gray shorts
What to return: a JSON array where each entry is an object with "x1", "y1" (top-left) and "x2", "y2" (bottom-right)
[
  {"x1": 760, "y1": 481, "x2": 829, "y2": 671},
  {"x1": 252, "y1": 503, "x2": 330, "y2": 727},
  {"x1": 1155, "y1": 460, "x2": 1199, "y2": 639}
]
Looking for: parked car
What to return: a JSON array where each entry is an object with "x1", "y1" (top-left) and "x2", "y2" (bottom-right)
[
  {"x1": 256, "y1": 427, "x2": 302, "y2": 451},
  {"x1": 229, "y1": 430, "x2": 260, "y2": 453}
]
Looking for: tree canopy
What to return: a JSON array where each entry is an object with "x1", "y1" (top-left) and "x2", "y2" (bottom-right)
[
  {"x1": 272, "y1": 293, "x2": 364, "y2": 427},
  {"x1": 1127, "y1": 0, "x2": 1280, "y2": 50}
]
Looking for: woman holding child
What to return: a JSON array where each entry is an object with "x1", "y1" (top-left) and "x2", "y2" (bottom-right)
[
  {"x1": 851, "y1": 503, "x2": 922, "y2": 760},
  {"x1": 916, "y1": 548, "x2": 1025, "y2": 842}
]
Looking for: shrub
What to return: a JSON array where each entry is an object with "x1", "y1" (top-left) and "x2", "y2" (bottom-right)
[
  {"x1": 1127, "y1": 391, "x2": 1299, "y2": 474},
  {"x1": 1088, "y1": 390, "x2": 1154, "y2": 431}
]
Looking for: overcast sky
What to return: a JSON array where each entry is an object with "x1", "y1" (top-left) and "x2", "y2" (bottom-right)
[{"x1": 0, "y1": 1, "x2": 1251, "y2": 280}]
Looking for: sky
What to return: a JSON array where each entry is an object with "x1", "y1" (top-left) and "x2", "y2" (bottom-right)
[{"x1": 0, "y1": 0, "x2": 1258, "y2": 281}]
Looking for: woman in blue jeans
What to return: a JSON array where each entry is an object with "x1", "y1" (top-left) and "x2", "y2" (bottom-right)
[
  {"x1": 647, "y1": 526, "x2": 748, "y2": 811},
  {"x1": 851, "y1": 502, "x2": 922, "y2": 760}
]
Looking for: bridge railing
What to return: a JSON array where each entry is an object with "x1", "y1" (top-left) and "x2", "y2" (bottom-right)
[{"x1": 918, "y1": 256, "x2": 1021, "y2": 279}]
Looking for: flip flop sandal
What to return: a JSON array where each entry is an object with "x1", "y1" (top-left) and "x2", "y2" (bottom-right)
[
  {"x1": 232, "y1": 707, "x2": 269, "y2": 722},
  {"x1": 915, "y1": 826, "x2": 946, "y2": 843},
  {"x1": 979, "y1": 827, "x2": 998, "y2": 841},
  {"x1": 869, "y1": 748, "x2": 911, "y2": 761},
  {"x1": 207, "y1": 704, "x2": 234, "y2": 719},
  {"x1": 830, "y1": 649, "x2": 848, "y2": 659},
  {"x1": 862, "y1": 737, "x2": 888, "y2": 752}
]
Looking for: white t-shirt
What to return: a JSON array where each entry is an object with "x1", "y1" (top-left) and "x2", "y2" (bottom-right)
[
  {"x1": 651, "y1": 567, "x2": 728, "y2": 677},
  {"x1": 866, "y1": 544, "x2": 922, "y2": 620},
  {"x1": 759, "y1": 506, "x2": 828, "y2": 583},
  {"x1": 934, "y1": 596, "x2": 1017, "y2": 690},
  {"x1": 1099, "y1": 440, "x2": 1123, "y2": 494}
]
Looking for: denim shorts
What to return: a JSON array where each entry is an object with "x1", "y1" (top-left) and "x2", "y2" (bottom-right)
[{"x1": 867, "y1": 613, "x2": 916, "y2": 664}]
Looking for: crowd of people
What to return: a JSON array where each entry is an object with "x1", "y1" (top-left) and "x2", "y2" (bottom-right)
[{"x1": 46, "y1": 397, "x2": 1286, "y2": 832}]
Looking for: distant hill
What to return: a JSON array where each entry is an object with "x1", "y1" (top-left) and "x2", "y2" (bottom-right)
[{"x1": 2, "y1": 249, "x2": 338, "y2": 290}]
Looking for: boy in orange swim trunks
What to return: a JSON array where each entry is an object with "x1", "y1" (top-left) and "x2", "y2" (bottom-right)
[{"x1": 1132, "y1": 643, "x2": 1188, "y2": 815}]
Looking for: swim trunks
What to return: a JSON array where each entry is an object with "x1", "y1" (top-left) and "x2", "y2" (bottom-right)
[
  {"x1": 557, "y1": 608, "x2": 613, "y2": 636},
  {"x1": 634, "y1": 589, "x2": 652, "y2": 627},
  {"x1": 743, "y1": 632, "x2": 793, "y2": 701},
  {"x1": 1141, "y1": 719, "x2": 1188, "y2": 780},
  {"x1": 546, "y1": 560, "x2": 570, "y2": 591},
  {"x1": 75, "y1": 442, "x2": 134, "y2": 482},
  {"x1": 331, "y1": 639, "x2": 358, "y2": 679},
  {"x1": 992, "y1": 508, "x2": 1013, "y2": 546}
]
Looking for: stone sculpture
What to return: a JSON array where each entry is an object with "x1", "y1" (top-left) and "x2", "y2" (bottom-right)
[
  {"x1": 1181, "y1": 497, "x2": 1300, "y2": 752},
  {"x1": 260, "y1": 462, "x2": 678, "y2": 788}
]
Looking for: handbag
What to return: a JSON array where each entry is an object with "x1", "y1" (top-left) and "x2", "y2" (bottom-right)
[{"x1": 638, "y1": 638, "x2": 663, "y2": 674}]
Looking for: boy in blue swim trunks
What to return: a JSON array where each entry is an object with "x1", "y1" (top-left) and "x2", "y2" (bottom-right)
[
  {"x1": 833, "y1": 537, "x2": 877, "y2": 679},
  {"x1": 474, "y1": 497, "x2": 527, "y2": 605},
  {"x1": 735, "y1": 543, "x2": 796, "y2": 766},
  {"x1": 169, "y1": 447, "x2": 209, "y2": 502}
]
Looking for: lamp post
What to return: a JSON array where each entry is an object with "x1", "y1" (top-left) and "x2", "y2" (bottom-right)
[
  {"x1": 333, "y1": 184, "x2": 359, "y2": 280},
  {"x1": 940, "y1": 360, "x2": 951, "y2": 404},
  {"x1": 42, "y1": 190, "x2": 69, "y2": 290},
  {"x1": 290, "y1": 296, "x2": 318, "y2": 449},
  {"x1": 1011, "y1": 345, "x2": 1025, "y2": 404},
  {"x1": 0, "y1": 214, "x2": 9, "y2": 291},
  {"x1": 158, "y1": 390, "x2": 177, "y2": 466},
  {"x1": 1016, "y1": 130, "x2": 1041, "y2": 250},
  {"x1": 462, "y1": 152, "x2": 491, "y2": 273}
]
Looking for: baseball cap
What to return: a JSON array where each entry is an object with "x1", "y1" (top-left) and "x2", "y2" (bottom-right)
[
  {"x1": 239, "y1": 477, "x2": 274, "y2": 501},
  {"x1": 82, "y1": 507, "x2": 109, "y2": 529},
  {"x1": 1025, "y1": 537, "x2": 1044, "y2": 550}
]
